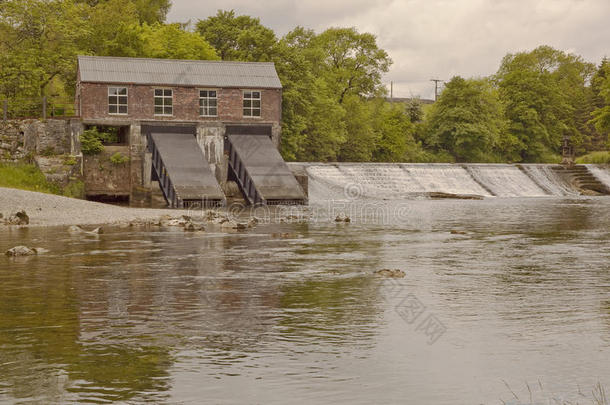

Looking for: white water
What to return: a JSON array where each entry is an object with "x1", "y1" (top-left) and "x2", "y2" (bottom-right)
[
  {"x1": 304, "y1": 163, "x2": 585, "y2": 201},
  {"x1": 586, "y1": 164, "x2": 610, "y2": 189}
]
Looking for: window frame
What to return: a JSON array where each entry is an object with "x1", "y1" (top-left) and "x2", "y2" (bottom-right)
[
  {"x1": 108, "y1": 86, "x2": 128, "y2": 115},
  {"x1": 199, "y1": 89, "x2": 218, "y2": 117},
  {"x1": 242, "y1": 90, "x2": 261, "y2": 118},
  {"x1": 154, "y1": 88, "x2": 173, "y2": 116}
]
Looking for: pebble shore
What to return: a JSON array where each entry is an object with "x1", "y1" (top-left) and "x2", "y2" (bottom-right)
[{"x1": 0, "y1": 187, "x2": 194, "y2": 227}]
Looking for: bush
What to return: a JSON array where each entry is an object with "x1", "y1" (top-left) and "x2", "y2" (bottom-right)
[
  {"x1": 80, "y1": 128, "x2": 105, "y2": 155},
  {"x1": 575, "y1": 151, "x2": 610, "y2": 164},
  {"x1": 109, "y1": 152, "x2": 129, "y2": 165}
]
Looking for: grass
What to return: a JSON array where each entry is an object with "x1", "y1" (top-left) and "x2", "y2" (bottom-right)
[
  {"x1": 0, "y1": 162, "x2": 62, "y2": 194},
  {"x1": 575, "y1": 151, "x2": 610, "y2": 164},
  {"x1": 0, "y1": 161, "x2": 85, "y2": 198}
]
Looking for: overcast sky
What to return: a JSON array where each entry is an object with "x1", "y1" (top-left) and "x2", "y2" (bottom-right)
[{"x1": 168, "y1": 0, "x2": 610, "y2": 99}]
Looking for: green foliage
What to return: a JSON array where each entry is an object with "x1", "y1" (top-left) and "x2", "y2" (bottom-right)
[
  {"x1": 0, "y1": 162, "x2": 62, "y2": 194},
  {"x1": 425, "y1": 76, "x2": 510, "y2": 162},
  {"x1": 591, "y1": 59, "x2": 610, "y2": 144},
  {"x1": 495, "y1": 46, "x2": 596, "y2": 162},
  {"x1": 105, "y1": 23, "x2": 219, "y2": 60},
  {"x1": 63, "y1": 155, "x2": 78, "y2": 165},
  {"x1": 62, "y1": 179, "x2": 85, "y2": 198},
  {"x1": 196, "y1": 10, "x2": 277, "y2": 61},
  {"x1": 575, "y1": 151, "x2": 610, "y2": 164},
  {"x1": 0, "y1": 0, "x2": 90, "y2": 99},
  {"x1": 109, "y1": 152, "x2": 129, "y2": 165},
  {"x1": 80, "y1": 127, "x2": 105, "y2": 155}
]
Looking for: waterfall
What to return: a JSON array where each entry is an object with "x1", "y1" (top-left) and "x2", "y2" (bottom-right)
[
  {"x1": 585, "y1": 164, "x2": 610, "y2": 189},
  {"x1": 303, "y1": 163, "x2": 593, "y2": 201}
]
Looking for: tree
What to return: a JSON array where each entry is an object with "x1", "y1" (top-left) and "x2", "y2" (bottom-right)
[
  {"x1": 426, "y1": 76, "x2": 510, "y2": 162},
  {"x1": 371, "y1": 100, "x2": 419, "y2": 162},
  {"x1": 195, "y1": 10, "x2": 277, "y2": 61},
  {"x1": 102, "y1": 23, "x2": 219, "y2": 60},
  {"x1": 0, "y1": 0, "x2": 90, "y2": 99},
  {"x1": 496, "y1": 46, "x2": 595, "y2": 161},
  {"x1": 590, "y1": 58, "x2": 610, "y2": 147},
  {"x1": 311, "y1": 27, "x2": 391, "y2": 104},
  {"x1": 75, "y1": 0, "x2": 170, "y2": 24}
]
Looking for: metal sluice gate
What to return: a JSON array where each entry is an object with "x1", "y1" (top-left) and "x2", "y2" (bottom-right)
[{"x1": 145, "y1": 125, "x2": 306, "y2": 208}]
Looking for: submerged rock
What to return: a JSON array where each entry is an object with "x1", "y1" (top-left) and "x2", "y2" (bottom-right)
[
  {"x1": 184, "y1": 221, "x2": 205, "y2": 232},
  {"x1": 374, "y1": 268, "x2": 406, "y2": 278},
  {"x1": 68, "y1": 225, "x2": 103, "y2": 235},
  {"x1": 426, "y1": 192, "x2": 484, "y2": 200},
  {"x1": 6, "y1": 246, "x2": 38, "y2": 256},
  {"x1": 450, "y1": 230, "x2": 468, "y2": 235}
]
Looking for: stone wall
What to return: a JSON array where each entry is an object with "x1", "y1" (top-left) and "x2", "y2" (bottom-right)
[
  {"x1": 0, "y1": 118, "x2": 82, "y2": 161},
  {"x1": 83, "y1": 146, "x2": 131, "y2": 196}
]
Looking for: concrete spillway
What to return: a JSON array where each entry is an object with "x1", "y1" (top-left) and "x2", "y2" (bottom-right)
[{"x1": 300, "y1": 163, "x2": 610, "y2": 201}]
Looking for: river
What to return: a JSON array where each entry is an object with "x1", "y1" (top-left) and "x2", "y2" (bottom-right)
[{"x1": 1, "y1": 195, "x2": 609, "y2": 404}]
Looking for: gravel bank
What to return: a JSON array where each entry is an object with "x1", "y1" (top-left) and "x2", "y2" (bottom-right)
[{"x1": 0, "y1": 187, "x2": 194, "y2": 227}]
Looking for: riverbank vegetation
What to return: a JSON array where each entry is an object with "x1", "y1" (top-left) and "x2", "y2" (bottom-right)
[
  {"x1": 0, "y1": 162, "x2": 85, "y2": 197},
  {"x1": 1, "y1": 2, "x2": 608, "y2": 163},
  {"x1": 0, "y1": 163, "x2": 62, "y2": 194}
]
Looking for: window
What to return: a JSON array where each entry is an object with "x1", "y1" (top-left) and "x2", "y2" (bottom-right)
[
  {"x1": 243, "y1": 90, "x2": 261, "y2": 117},
  {"x1": 108, "y1": 87, "x2": 127, "y2": 114},
  {"x1": 154, "y1": 89, "x2": 173, "y2": 116},
  {"x1": 199, "y1": 90, "x2": 217, "y2": 116}
]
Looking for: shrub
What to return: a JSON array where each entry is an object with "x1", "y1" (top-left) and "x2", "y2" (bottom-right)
[
  {"x1": 80, "y1": 127, "x2": 105, "y2": 155},
  {"x1": 109, "y1": 152, "x2": 129, "y2": 165}
]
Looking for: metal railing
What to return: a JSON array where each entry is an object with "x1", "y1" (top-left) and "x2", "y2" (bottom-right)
[{"x1": 1, "y1": 97, "x2": 76, "y2": 120}]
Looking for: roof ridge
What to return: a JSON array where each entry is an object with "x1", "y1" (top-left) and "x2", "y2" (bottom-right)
[{"x1": 77, "y1": 55, "x2": 275, "y2": 66}]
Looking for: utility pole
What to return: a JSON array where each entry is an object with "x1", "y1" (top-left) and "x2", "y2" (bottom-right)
[
  {"x1": 430, "y1": 79, "x2": 443, "y2": 102},
  {"x1": 390, "y1": 81, "x2": 393, "y2": 103}
]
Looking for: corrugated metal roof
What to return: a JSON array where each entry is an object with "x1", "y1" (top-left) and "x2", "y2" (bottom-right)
[{"x1": 77, "y1": 55, "x2": 282, "y2": 89}]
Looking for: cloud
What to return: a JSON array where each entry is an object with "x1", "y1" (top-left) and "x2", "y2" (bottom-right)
[{"x1": 168, "y1": 0, "x2": 610, "y2": 99}]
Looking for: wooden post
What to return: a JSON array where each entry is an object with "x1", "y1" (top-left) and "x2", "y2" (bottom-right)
[
  {"x1": 42, "y1": 96, "x2": 47, "y2": 120},
  {"x1": 2, "y1": 100, "x2": 7, "y2": 121}
]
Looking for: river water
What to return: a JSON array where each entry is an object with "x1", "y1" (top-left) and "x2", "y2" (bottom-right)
[{"x1": 1, "y1": 197, "x2": 609, "y2": 404}]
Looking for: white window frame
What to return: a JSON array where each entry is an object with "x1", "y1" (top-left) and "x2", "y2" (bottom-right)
[
  {"x1": 199, "y1": 89, "x2": 218, "y2": 117},
  {"x1": 154, "y1": 88, "x2": 173, "y2": 116},
  {"x1": 108, "y1": 86, "x2": 128, "y2": 115},
  {"x1": 243, "y1": 90, "x2": 261, "y2": 118}
]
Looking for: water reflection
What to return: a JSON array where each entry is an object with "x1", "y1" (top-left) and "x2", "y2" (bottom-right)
[{"x1": 0, "y1": 197, "x2": 609, "y2": 404}]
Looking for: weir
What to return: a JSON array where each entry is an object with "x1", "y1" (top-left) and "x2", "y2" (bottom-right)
[{"x1": 297, "y1": 163, "x2": 610, "y2": 201}]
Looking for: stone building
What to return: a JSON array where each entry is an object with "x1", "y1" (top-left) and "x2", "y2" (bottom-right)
[{"x1": 74, "y1": 55, "x2": 304, "y2": 207}]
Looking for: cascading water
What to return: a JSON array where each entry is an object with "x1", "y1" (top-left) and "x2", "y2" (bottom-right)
[
  {"x1": 585, "y1": 164, "x2": 610, "y2": 189},
  {"x1": 304, "y1": 163, "x2": 594, "y2": 201}
]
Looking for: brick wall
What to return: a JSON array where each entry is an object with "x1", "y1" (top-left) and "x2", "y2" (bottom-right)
[{"x1": 79, "y1": 83, "x2": 281, "y2": 124}]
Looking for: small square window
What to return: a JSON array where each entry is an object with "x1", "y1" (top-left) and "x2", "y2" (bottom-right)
[
  {"x1": 154, "y1": 89, "x2": 172, "y2": 116},
  {"x1": 243, "y1": 90, "x2": 261, "y2": 118},
  {"x1": 199, "y1": 89, "x2": 218, "y2": 116},
  {"x1": 108, "y1": 87, "x2": 127, "y2": 115}
]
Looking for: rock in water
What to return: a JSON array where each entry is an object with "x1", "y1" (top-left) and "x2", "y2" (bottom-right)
[
  {"x1": 374, "y1": 269, "x2": 406, "y2": 278},
  {"x1": 7, "y1": 210, "x2": 29, "y2": 225},
  {"x1": 335, "y1": 213, "x2": 351, "y2": 223},
  {"x1": 6, "y1": 246, "x2": 37, "y2": 256}
]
